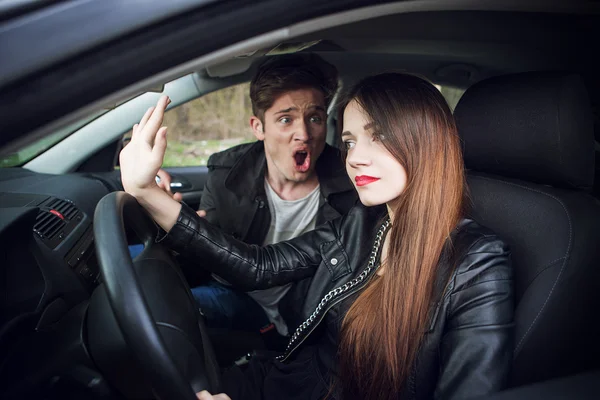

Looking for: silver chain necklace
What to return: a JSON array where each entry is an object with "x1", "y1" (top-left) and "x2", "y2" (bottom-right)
[{"x1": 277, "y1": 217, "x2": 392, "y2": 361}]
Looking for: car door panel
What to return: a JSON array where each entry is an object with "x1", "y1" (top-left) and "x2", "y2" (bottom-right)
[
  {"x1": 162, "y1": 166, "x2": 209, "y2": 211},
  {"x1": 81, "y1": 166, "x2": 208, "y2": 211}
]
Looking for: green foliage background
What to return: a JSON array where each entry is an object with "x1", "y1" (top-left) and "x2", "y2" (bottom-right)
[{"x1": 161, "y1": 83, "x2": 255, "y2": 167}]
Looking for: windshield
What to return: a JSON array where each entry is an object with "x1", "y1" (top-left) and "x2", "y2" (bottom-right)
[{"x1": 0, "y1": 110, "x2": 107, "y2": 168}]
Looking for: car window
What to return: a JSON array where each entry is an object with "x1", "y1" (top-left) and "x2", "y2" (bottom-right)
[
  {"x1": 117, "y1": 82, "x2": 466, "y2": 169},
  {"x1": 436, "y1": 85, "x2": 465, "y2": 111},
  {"x1": 121, "y1": 82, "x2": 255, "y2": 168}
]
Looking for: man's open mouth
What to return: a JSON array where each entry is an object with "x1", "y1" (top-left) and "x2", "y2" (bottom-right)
[{"x1": 293, "y1": 150, "x2": 311, "y2": 173}]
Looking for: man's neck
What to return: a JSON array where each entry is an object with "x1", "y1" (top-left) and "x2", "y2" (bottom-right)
[{"x1": 266, "y1": 172, "x2": 320, "y2": 201}]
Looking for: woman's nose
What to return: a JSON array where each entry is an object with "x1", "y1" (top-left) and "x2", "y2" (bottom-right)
[{"x1": 346, "y1": 142, "x2": 371, "y2": 168}]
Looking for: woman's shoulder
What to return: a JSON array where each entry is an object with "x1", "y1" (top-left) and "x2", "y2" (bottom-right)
[
  {"x1": 448, "y1": 218, "x2": 513, "y2": 291},
  {"x1": 337, "y1": 203, "x2": 388, "y2": 228},
  {"x1": 454, "y1": 219, "x2": 509, "y2": 255},
  {"x1": 332, "y1": 203, "x2": 389, "y2": 246}
]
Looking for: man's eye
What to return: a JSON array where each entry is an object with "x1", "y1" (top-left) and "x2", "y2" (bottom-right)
[
  {"x1": 279, "y1": 117, "x2": 292, "y2": 124},
  {"x1": 343, "y1": 141, "x2": 355, "y2": 150},
  {"x1": 310, "y1": 116, "x2": 323, "y2": 124}
]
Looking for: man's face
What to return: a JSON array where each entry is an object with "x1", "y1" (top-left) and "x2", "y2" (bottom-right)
[{"x1": 253, "y1": 88, "x2": 327, "y2": 183}]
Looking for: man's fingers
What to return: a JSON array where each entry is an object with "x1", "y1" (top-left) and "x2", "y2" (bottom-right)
[
  {"x1": 196, "y1": 391, "x2": 208, "y2": 400},
  {"x1": 196, "y1": 391, "x2": 212, "y2": 400},
  {"x1": 196, "y1": 391, "x2": 231, "y2": 400},
  {"x1": 173, "y1": 192, "x2": 183, "y2": 202},
  {"x1": 196, "y1": 210, "x2": 207, "y2": 218},
  {"x1": 156, "y1": 169, "x2": 173, "y2": 187},
  {"x1": 156, "y1": 181, "x2": 171, "y2": 193}
]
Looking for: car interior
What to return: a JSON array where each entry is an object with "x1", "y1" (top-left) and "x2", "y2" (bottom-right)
[{"x1": 1, "y1": 1, "x2": 599, "y2": 399}]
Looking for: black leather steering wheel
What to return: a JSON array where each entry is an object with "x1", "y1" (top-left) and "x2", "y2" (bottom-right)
[{"x1": 88, "y1": 191, "x2": 220, "y2": 399}]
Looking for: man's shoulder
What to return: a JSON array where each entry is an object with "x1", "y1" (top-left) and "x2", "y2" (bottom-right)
[
  {"x1": 315, "y1": 144, "x2": 357, "y2": 208},
  {"x1": 207, "y1": 141, "x2": 260, "y2": 169}
]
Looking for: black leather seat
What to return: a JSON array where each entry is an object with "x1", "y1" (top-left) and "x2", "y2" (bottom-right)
[{"x1": 454, "y1": 72, "x2": 600, "y2": 388}]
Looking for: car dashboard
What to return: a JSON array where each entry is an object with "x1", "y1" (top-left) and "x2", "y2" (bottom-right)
[{"x1": 0, "y1": 167, "x2": 111, "y2": 399}]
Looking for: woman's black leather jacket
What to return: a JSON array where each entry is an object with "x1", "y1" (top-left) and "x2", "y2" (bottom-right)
[{"x1": 164, "y1": 202, "x2": 514, "y2": 399}]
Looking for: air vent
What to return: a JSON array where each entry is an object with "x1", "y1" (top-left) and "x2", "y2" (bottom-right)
[
  {"x1": 34, "y1": 210, "x2": 66, "y2": 239},
  {"x1": 33, "y1": 198, "x2": 83, "y2": 247},
  {"x1": 46, "y1": 198, "x2": 78, "y2": 220}
]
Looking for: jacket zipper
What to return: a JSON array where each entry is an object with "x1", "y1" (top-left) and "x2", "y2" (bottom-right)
[
  {"x1": 277, "y1": 272, "x2": 378, "y2": 362},
  {"x1": 276, "y1": 218, "x2": 391, "y2": 362}
]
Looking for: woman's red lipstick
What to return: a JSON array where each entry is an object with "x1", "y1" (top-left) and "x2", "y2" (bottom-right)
[{"x1": 355, "y1": 175, "x2": 380, "y2": 187}]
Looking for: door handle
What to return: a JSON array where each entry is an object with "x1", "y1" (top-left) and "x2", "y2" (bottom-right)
[{"x1": 155, "y1": 174, "x2": 192, "y2": 191}]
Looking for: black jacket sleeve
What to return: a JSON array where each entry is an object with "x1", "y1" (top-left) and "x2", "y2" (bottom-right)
[
  {"x1": 163, "y1": 202, "x2": 333, "y2": 291},
  {"x1": 197, "y1": 165, "x2": 221, "y2": 227},
  {"x1": 435, "y1": 235, "x2": 514, "y2": 399}
]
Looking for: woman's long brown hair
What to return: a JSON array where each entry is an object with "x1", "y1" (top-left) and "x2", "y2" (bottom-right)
[{"x1": 336, "y1": 73, "x2": 466, "y2": 399}]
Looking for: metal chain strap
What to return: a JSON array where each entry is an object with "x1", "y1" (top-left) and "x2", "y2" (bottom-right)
[{"x1": 276, "y1": 218, "x2": 391, "y2": 360}]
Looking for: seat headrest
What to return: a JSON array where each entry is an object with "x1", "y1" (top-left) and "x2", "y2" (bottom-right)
[{"x1": 455, "y1": 72, "x2": 595, "y2": 190}]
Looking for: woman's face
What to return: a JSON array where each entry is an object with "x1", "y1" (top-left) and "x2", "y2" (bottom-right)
[{"x1": 342, "y1": 100, "x2": 407, "y2": 208}]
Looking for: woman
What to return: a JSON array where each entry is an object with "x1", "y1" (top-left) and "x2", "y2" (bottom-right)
[{"x1": 120, "y1": 73, "x2": 514, "y2": 400}]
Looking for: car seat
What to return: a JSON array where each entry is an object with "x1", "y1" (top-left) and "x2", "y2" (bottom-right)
[{"x1": 454, "y1": 71, "x2": 600, "y2": 387}]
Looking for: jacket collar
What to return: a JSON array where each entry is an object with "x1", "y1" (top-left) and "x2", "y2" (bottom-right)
[
  {"x1": 224, "y1": 141, "x2": 354, "y2": 200},
  {"x1": 224, "y1": 141, "x2": 267, "y2": 200}
]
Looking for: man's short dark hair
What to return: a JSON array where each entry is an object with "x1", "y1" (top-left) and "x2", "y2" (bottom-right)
[{"x1": 249, "y1": 53, "x2": 339, "y2": 123}]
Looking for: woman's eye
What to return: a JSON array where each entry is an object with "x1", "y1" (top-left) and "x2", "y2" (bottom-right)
[{"x1": 343, "y1": 141, "x2": 355, "y2": 150}]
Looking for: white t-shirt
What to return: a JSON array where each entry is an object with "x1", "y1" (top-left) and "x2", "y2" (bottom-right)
[{"x1": 245, "y1": 179, "x2": 321, "y2": 336}]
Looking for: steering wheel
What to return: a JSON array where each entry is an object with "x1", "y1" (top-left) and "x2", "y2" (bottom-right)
[{"x1": 87, "y1": 191, "x2": 220, "y2": 399}]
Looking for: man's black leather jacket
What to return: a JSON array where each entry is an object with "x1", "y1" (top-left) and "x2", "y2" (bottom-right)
[
  {"x1": 200, "y1": 141, "x2": 357, "y2": 244},
  {"x1": 164, "y1": 202, "x2": 514, "y2": 399}
]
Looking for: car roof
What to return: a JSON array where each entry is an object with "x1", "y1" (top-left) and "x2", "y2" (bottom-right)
[{"x1": 0, "y1": 0, "x2": 598, "y2": 154}]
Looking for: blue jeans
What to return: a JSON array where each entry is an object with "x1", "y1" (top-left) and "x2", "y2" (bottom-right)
[
  {"x1": 128, "y1": 244, "x2": 144, "y2": 259},
  {"x1": 191, "y1": 280, "x2": 270, "y2": 332}
]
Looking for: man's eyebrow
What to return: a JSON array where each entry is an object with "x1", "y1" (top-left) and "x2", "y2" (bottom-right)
[
  {"x1": 274, "y1": 105, "x2": 326, "y2": 115},
  {"x1": 274, "y1": 107, "x2": 297, "y2": 114}
]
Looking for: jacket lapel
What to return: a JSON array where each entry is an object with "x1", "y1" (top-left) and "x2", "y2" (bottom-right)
[{"x1": 223, "y1": 142, "x2": 268, "y2": 241}]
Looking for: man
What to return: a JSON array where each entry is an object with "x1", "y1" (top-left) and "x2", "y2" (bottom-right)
[{"x1": 162, "y1": 54, "x2": 357, "y2": 341}]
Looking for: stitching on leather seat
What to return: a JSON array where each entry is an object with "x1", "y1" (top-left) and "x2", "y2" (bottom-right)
[
  {"x1": 519, "y1": 256, "x2": 566, "y2": 296},
  {"x1": 470, "y1": 175, "x2": 572, "y2": 357}
]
